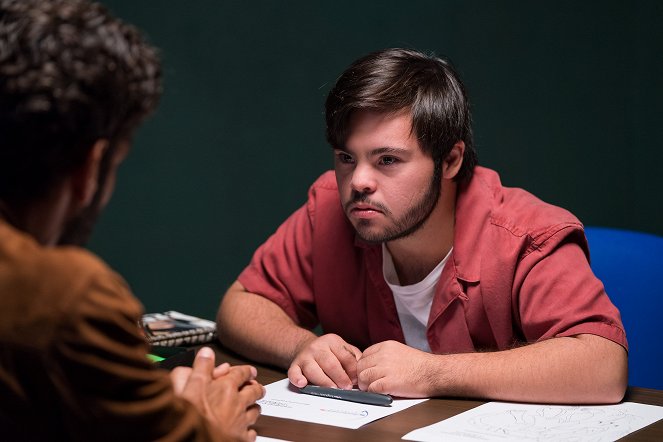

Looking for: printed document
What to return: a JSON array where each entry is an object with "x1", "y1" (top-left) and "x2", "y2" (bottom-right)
[
  {"x1": 403, "y1": 401, "x2": 663, "y2": 441},
  {"x1": 259, "y1": 378, "x2": 427, "y2": 429}
]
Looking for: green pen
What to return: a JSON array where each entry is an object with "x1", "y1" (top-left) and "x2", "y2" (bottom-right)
[{"x1": 146, "y1": 353, "x2": 165, "y2": 363}]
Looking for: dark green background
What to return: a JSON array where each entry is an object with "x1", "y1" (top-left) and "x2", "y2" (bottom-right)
[{"x1": 91, "y1": 0, "x2": 663, "y2": 319}]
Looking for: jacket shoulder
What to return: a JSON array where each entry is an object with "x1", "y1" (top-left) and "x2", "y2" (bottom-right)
[{"x1": 473, "y1": 167, "x2": 584, "y2": 247}]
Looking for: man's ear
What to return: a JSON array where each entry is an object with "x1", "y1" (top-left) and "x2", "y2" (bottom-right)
[
  {"x1": 71, "y1": 139, "x2": 109, "y2": 206},
  {"x1": 442, "y1": 141, "x2": 465, "y2": 180}
]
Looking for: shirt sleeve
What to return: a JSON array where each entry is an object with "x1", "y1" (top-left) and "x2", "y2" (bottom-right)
[
  {"x1": 50, "y1": 270, "x2": 216, "y2": 442},
  {"x1": 238, "y1": 199, "x2": 318, "y2": 329},
  {"x1": 516, "y1": 232, "x2": 628, "y2": 350}
]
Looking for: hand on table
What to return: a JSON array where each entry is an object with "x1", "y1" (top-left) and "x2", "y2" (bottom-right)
[
  {"x1": 357, "y1": 340, "x2": 438, "y2": 398},
  {"x1": 170, "y1": 347, "x2": 265, "y2": 441},
  {"x1": 288, "y1": 333, "x2": 362, "y2": 390}
]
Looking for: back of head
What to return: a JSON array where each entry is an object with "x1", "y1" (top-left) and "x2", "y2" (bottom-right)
[
  {"x1": 325, "y1": 48, "x2": 476, "y2": 182},
  {"x1": 0, "y1": 0, "x2": 162, "y2": 205}
]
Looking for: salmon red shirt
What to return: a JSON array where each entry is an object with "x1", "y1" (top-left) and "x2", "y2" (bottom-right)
[{"x1": 239, "y1": 167, "x2": 627, "y2": 353}]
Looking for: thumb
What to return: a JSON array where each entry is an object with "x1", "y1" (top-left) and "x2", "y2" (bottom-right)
[
  {"x1": 287, "y1": 364, "x2": 308, "y2": 388},
  {"x1": 191, "y1": 347, "x2": 216, "y2": 376}
]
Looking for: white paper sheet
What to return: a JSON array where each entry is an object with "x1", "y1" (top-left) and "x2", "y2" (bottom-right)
[
  {"x1": 258, "y1": 378, "x2": 427, "y2": 429},
  {"x1": 402, "y1": 401, "x2": 663, "y2": 441},
  {"x1": 256, "y1": 437, "x2": 290, "y2": 442}
]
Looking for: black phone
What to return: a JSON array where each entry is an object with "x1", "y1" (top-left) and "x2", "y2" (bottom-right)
[{"x1": 149, "y1": 346, "x2": 196, "y2": 370}]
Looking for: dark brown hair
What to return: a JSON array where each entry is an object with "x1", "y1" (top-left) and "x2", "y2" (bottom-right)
[
  {"x1": 325, "y1": 48, "x2": 476, "y2": 182},
  {"x1": 0, "y1": 0, "x2": 162, "y2": 203}
]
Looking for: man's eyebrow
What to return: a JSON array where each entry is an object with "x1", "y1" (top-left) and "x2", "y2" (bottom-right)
[
  {"x1": 334, "y1": 146, "x2": 409, "y2": 155},
  {"x1": 334, "y1": 146, "x2": 410, "y2": 157},
  {"x1": 369, "y1": 146, "x2": 408, "y2": 156}
]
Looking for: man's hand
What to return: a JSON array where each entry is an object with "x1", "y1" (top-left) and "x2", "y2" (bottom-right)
[
  {"x1": 170, "y1": 347, "x2": 265, "y2": 441},
  {"x1": 287, "y1": 333, "x2": 362, "y2": 390},
  {"x1": 357, "y1": 340, "x2": 438, "y2": 398}
]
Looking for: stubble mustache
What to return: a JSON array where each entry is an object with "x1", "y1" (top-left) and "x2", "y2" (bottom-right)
[{"x1": 344, "y1": 190, "x2": 392, "y2": 216}]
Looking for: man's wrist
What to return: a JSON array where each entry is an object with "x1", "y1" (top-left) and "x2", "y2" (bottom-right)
[
  {"x1": 286, "y1": 330, "x2": 318, "y2": 366},
  {"x1": 427, "y1": 352, "x2": 473, "y2": 398}
]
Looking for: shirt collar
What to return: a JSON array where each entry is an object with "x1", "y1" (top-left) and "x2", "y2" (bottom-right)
[{"x1": 451, "y1": 166, "x2": 500, "y2": 283}]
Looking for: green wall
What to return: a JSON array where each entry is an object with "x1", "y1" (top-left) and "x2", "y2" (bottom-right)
[{"x1": 91, "y1": 0, "x2": 663, "y2": 318}]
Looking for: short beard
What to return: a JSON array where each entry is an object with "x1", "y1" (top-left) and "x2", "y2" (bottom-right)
[
  {"x1": 58, "y1": 140, "x2": 117, "y2": 247},
  {"x1": 57, "y1": 201, "x2": 102, "y2": 246},
  {"x1": 353, "y1": 163, "x2": 442, "y2": 244}
]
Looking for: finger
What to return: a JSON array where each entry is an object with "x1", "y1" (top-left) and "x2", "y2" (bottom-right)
[
  {"x1": 365, "y1": 377, "x2": 390, "y2": 395},
  {"x1": 239, "y1": 380, "x2": 266, "y2": 405},
  {"x1": 169, "y1": 366, "x2": 192, "y2": 395},
  {"x1": 245, "y1": 403, "x2": 262, "y2": 426},
  {"x1": 331, "y1": 343, "x2": 362, "y2": 386},
  {"x1": 357, "y1": 342, "x2": 386, "y2": 373},
  {"x1": 315, "y1": 351, "x2": 355, "y2": 389},
  {"x1": 191, "y1": 347, "x2": 216, "y2": 378},
  {"x1": 287, "y1": 363, "x2": 309, "y2": 388},
  {"x1": 357, "y1": 364, "x2": 380, "y2": 391},
  {"x1": 291, "y1": 358, "x2": 337, "y2": 388},
  {"x1": 356, "y1": 351, "x2": 376, "y2": 373},
  {"x1": 346, "y1": 343, "x2": 363, "y2": 360},
  {"x1": 360, "y1": 342, "x2": 382, "y2": 358},
  {"x1": 223, "y1": 365, "x2": 258, "y2": 387},
  {"x1": 253, "y1": 380, "x2": 266, "y2": 400},
  {"x1": 229, "y1": 364, "x2": 258, "y2": 380},
  {"x1": 212, "y1": 362, "x2": 230, "y2": 379}
]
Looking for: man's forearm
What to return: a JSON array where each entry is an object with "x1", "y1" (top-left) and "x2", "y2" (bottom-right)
[
  {"x1": 430, "y1": 334, "x2": 627, "y2": 404},
  {"x1": 216, "y1": 281, "x2": 316, "y2": 369}
]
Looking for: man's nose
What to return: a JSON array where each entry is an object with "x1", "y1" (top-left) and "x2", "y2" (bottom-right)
[{"x1": 350, "y1": 164, "x2": 376, "y2": 194}]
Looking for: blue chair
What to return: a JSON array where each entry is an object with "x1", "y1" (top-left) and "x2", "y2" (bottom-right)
[{"x1": 584, "y1": 226, "x2": 663, "y2": 390}]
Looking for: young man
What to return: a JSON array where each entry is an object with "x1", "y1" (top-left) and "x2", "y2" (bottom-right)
[
  {"x1": 0, "y1": 1, "x2": 263, "y2": 440},
  {"x1": 217, "y1": 48, "x2": 628, "y2": 404}
]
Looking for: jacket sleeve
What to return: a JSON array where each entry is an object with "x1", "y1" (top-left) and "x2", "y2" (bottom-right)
[{"x1": 50, "y1": 269, "x2": 217, "y2": 442}]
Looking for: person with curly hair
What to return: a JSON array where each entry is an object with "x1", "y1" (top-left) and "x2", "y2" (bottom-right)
[{"x1": 0, "y1": 0, "x2": 263, "y2": 440}]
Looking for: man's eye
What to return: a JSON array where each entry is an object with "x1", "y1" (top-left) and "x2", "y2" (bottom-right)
[
  {"x1": 337, "y1": 153, "x2": 354, "y2": 164},
  {"x1": 380, "y1": 156, "x2": 398, "y2": 166}
]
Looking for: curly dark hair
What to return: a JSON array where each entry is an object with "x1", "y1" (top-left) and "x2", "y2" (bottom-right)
[
  {"x1": 0, "y1": 0, "x2": 161, "y2": 204},
  {"x1": 326, "y1": 48, "x2": 476, "y2": 183}
]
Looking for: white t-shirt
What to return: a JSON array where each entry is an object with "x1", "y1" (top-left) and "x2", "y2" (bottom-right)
[{"x1": 382, "y1": 244, "x2": 452, "y2": 353}]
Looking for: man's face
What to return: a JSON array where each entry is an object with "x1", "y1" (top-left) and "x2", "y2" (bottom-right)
[
  {"x1": 58, "y1": 140, "x2": 130, "y2": 246},
  {"x1": 334, "y1": 110, "x2": 440, "y2": 244}
]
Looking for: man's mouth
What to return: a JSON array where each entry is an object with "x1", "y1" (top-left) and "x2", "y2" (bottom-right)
[{"x1": 349, "y1": 203, "x2": 384, "y2": 219}]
